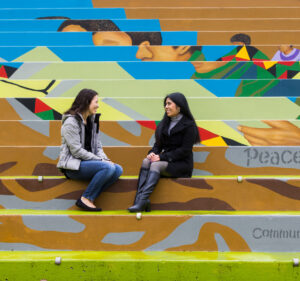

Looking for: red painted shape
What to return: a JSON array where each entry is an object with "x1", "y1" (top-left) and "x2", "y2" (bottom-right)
[
  {"x1": 278, "y1": 71, "x2": 287, "y2": 79},
  {"x1": 221, "y1": 55, "x2": 236, "y2": 61},
  {"x1": 278, "y1": 61, "x2": 295, "y2": 66},
  {"x1": 137, "y1": 120, "x2": 157, "y2": 130},
  {"x1": 198, "y1": 127, "x2": 219, "y2": 141},
  {"x1": 235, "y1": 57, "x2": 249, "y2": 61},
  {"x1": 253, "y1": 61, "x2": 266, "y2": 69},
  {"x1": 34, "y1": 99, "x2": 53, "y2": 113},
  {"x1": 0, "y1": 66, "x2": 8, "y2": 78}
]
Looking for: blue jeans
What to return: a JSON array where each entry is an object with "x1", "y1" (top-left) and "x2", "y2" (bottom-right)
[{"x1": 65, "y1": 160, "x2": 123, "y2": 201}]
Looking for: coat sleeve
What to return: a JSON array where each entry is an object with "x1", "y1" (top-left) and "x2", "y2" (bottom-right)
[
  {"x1": 159, "y1": 125, "x2": 195, "y2": 162},
  {"x1": 148, "y1": 140, "x2": 163, "y2": 155},
  {"x1": 62, "y1": 122, "x2": 101, "y2": 161}
]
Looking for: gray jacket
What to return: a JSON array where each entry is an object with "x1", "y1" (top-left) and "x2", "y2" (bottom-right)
[{"x1": 57, "y1": 113, "x2": 109, "y2": 170}]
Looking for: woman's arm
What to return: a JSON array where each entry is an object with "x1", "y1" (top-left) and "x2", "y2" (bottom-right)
[
  {"x1": 62, "y1": 122, "x2": 101, "y2": 161},
  {"x1": 159, "y1": 125, "x2": 195, "y2": 162}
]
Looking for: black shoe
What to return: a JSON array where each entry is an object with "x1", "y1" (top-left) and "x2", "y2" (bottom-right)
[
  {"x1": 128, "y1": 199, "x2": 151, "y2": 213},
  {"x1": 76, "y1": 198, "x2": 102, "y2": 212}
]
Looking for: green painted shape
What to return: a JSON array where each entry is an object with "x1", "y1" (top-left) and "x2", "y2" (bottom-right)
[
  {"x1": 36, "y1": 110, "x2": 54, "y2": 120},
  {"x1": 60, "y1": 79, "x2": 215, "y2": 98},
  {"x1": 0, "y1": 251, "x2": 299, "y2": 281},
  {"x1": 30, "y1": 62, "x2": 133, "y2": 79},
  {"x1": 235, "y1": 80, "x2": 279, "y2": 97},
  {"x1": 114, "y1": 97, "x2": 300, "y2": 120},
  {"x1": 13, "y1": 47, "x2": 62, "y2": 62},
  {"x1": 256, "y1": 65, "x2": 276, "y2": 79}
]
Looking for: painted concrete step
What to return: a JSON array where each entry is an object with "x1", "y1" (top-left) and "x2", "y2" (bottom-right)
[
  {"x1": 1, "y1": 210, "x2": 300, "y2": 252},
  {"x1": 1, "y1": 97, "x2": 299, "y2": 121},
  {"x1": 1, "y1": 146, "x2": 300, "y2": 176},
  {"x1": 3, "y1": 120, "x2": 300, "y2": 147},
  {"x1": 0, "y1": 251, "x2": 299, "y2": 281},
  {"x1": 2, "y1": 19, "x2": 300, "y2": 32},
  {"x1": 2, "y1": 0, "x2": 300, "y2": 8},
  {"x1": 92, "y1": 0, "x2": 300, "y2": 8},
  {"x1": 1, "y1": 46, "x2": 294, "y2": 62},
  {"x1": 1, "y1": 7, "x2": 300, "y2": 20},
  {"x1": 1, "y1": 177, "x2": 300, "y2": 211},
  {"x1": 3, "y1": 62, "x2": 300, "y2": 80}
]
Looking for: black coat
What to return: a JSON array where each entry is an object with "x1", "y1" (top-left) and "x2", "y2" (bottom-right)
[{"x1": 149, "y1": 115, "x2": 197, "y2": 177}]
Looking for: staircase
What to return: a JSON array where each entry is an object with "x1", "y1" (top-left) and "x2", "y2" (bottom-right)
[{"x1": 1, "y1": 0, "x2": 300, "y2": 280}]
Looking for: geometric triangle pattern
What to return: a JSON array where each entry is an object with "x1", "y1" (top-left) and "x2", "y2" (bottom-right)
[{"x1": 34, "y1": 98, "x2": 52, "y2": 113}]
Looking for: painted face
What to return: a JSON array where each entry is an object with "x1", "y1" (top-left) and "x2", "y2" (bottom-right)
[
  {"x1": 88, "y1": 95, "x2": 99, "y2": 115},
  {"x1": 136, "y1": 44, "x2": 190, "y2": 61},
  {"x1": 92, "y1": 31, "x2": 132, "y2": 46},
  {"x1": 279, "y1": 45, "x2": 293, "y2": 55},
  {"x1": 61, "y1": 25, "x2": 87, "y2": 32},
  {"x1": 165, "y1": 98, "x2": 180, "y2": 118}
]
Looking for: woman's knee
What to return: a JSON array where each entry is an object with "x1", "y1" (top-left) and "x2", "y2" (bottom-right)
[
  {"x1": 114, "y1": 164, "x2": 123, "y2": 178},
  {"x1": 142, "y1": 158, "x2": 151, "y2": 169}
]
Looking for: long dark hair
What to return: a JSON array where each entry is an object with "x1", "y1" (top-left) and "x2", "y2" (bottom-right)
[
  {"x1": 64, "y1": 88, "x2": 98, "y2": 115},
  {"x1": 155, "y1": 92, "x2": 200, "y2": 144}
]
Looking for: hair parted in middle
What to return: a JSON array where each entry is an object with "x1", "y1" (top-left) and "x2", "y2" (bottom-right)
[
  {"x1": 65, "y1": 88, "x2": 98, "y2": 115},
  {"x1": 155, "y1": 92, "x2": 200, "y2": 144}
]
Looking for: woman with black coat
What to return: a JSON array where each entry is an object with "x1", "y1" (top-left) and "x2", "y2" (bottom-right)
[{"x1": 128, "y1": 92, "x2": 200, "y2": 212}]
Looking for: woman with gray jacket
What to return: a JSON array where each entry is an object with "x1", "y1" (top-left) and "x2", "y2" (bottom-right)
[{"x1": 57, "y1": 88, "x2": 123, "y2": 211}]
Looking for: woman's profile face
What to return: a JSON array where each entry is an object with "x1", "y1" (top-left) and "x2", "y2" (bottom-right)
[
  {"x1": 88, "y1": 95, "x2": 99, "y2": 115},
  {"x1": 165, "y1": 97, "x2": 180, "y2": 118}
]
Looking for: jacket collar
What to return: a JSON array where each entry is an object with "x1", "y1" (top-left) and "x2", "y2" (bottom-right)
[{"x1": 162, "y1": 115, "x2": 193, "y2": 136}]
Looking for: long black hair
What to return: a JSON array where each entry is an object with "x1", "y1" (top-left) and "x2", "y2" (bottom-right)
[
  {"x1": 64, "y1": 88, "x2": 98, "y2": 115},
  {"x1": 155, "y1": 92, "x2": 200, "y2": 144}
]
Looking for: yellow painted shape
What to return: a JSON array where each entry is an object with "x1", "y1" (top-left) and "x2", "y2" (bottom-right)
[
  {"x1": 201, "y1": 136, "x2": 227, "y2": 146},
  {"x1": 39, "y1": 98, "x2": 132, "y2": 120},
  {"x1": 0, "y1": 80, "x2": 60, "y2": 98},
  {"x1": 13, "y1": 47, "x2": 62, "y2": 62},
  {"x1": 263, "y1": 61, "x2": 277, "y2": 69},
  {"x1": 196, "y1": 120, "x2": 249, "y2": 146},
  {"x1": 235, "y1": 46, "x2": 250, "y2": 61}
]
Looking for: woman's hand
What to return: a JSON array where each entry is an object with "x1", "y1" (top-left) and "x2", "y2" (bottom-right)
[
  {"x1": 150, "y1": 154, "x2": 160, "y2": 162},
  {"x1": 147, "y1": 152, "x2": 155, "y2": 160}
]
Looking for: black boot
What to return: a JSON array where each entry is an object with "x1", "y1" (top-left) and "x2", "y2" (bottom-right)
[
  {"x1": 133, "y1": 168, "x2": 149, "y2": 204},
  {"x1": 128, "y1": 171, "x2": 160, "y2": 213}
]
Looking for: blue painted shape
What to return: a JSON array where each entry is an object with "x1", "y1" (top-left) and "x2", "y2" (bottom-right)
[
  {"x1": 0, "y1": 47, "x2": 34, "y2": 61},
  {"x1": 0, "y1": 62, "x2": 23, "y2": 68},
  {"x1": 50, "y1": 46, "x2": 139, "y2": 61},
  {"x1": 288, "y1": 97, "x2": 297, "y2": 103},
  {"x1": 161, "y1": 32, "x2": 197, "y2": 45},
  {"x1": 195, "y1": 80, "x2": 241, "y2": 97},
  {"x1": 118, "y1": 62, "x2": 195, "y2": 79},
  {"x1": 115, "y1": 19, "x2": 161, "y2": 32},
  {"x1": 0, "y1": 0, "x2": 93, "y2": 8},
  {"x1": 263, "y1": 80, "x2": 300, "y2": 97},
  {"x1": 0, "y1": 8, "x2": 126, "y2": 20},
  {"x1": 202, "y1": 45, "x2": 236, "y2": 61},
  {"x1": 0, "y1": 20, "x2": 64, "y2": 32},
  {"x1": 0, "y1": 19, "x2": 161, "y2": 32},
  {"x1": 0, "y1": 32, "x2": 198, "y2": 47},
  {"x1": 0, "y1": 32, "x2": 94, "y2": 46}
]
